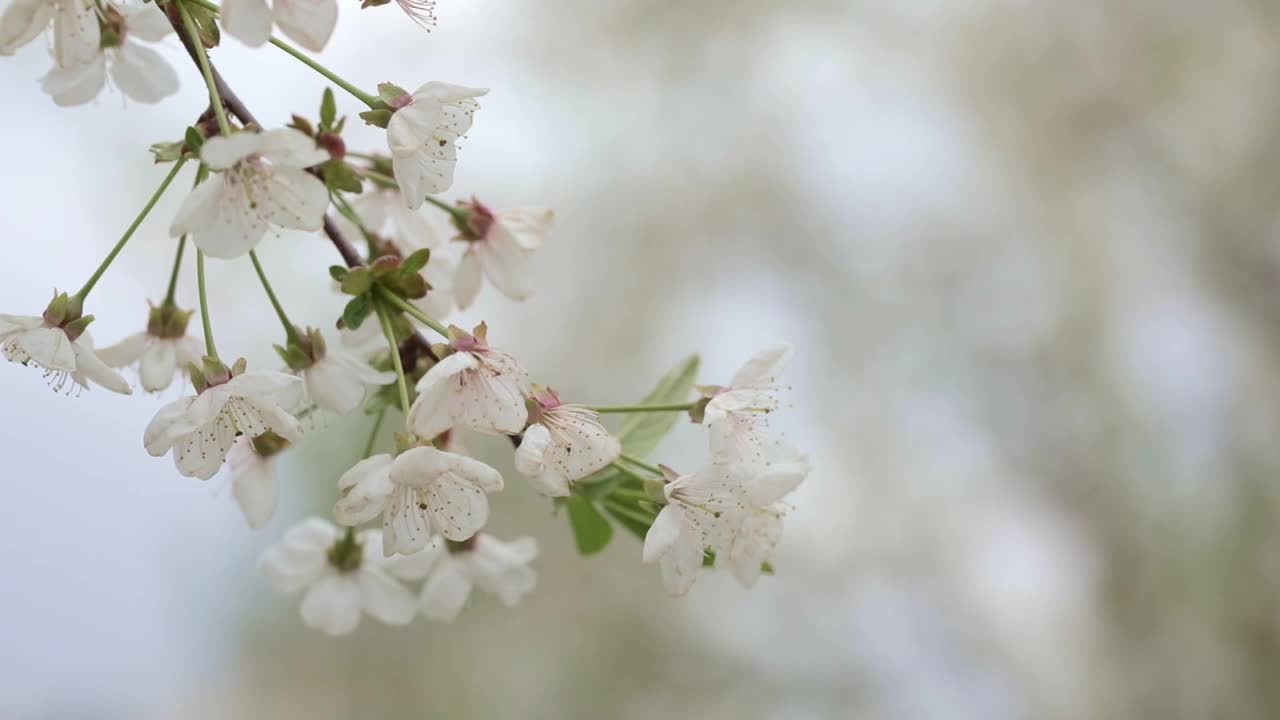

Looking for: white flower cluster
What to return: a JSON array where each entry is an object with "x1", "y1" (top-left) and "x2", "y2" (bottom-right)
[{"x1": 0, "y1": 0, "x2": 813, "y2": 637}]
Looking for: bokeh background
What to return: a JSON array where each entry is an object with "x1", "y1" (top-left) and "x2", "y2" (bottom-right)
[{"x1": 4, "y1": 0, "x2": 1280, "y2": 717}]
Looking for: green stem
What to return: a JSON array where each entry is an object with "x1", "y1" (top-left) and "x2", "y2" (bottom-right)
[
  {"x1": 375, "y1": 301, "x2": 412, "y2": 414},
  {"x1": 619, "y1": 453, "x2": 663, "y2": 475},
  {"x1": 181, "y1": 0, "x2": 379, "y2": 108},
  {"x1": 248, "y1": 251, "x2": 301, "y2": 344},
  {"x1": 590, "y1": 402, "x2": 696, "y2": 414},
  {"x1": 196, "y1": 250, "x2": 218, "y2": 359},
  {"x1": 163, "y1": 165, "x2": 212, "y2": 305},
  {"x1": 363, "y1": 406, "x2": 388, "y2": 457},
  {"x1": 360, "y1": 169, "x2": 466, "y2": 222},
  {"x1": 74, "y1": 158, "x2": 187, "y2": 302},
  {"x1": 331, "y1": 192, "x2": 377, "y2": 252},
  {"x1": 374, "y1": 285, "x2": 449, "y2": 338},
  {"x1": 177, "y1": 0, "x2": 230, "y2": 135},
  {"x1": 610, "y1": 487, "x2": 652, "y2": 503},
  {"x1": 601, "y1": 498, "x2": 657, "y2": 527},
  {"x1": 611, "y1": 461, "x2": 655, "y2": 484}
]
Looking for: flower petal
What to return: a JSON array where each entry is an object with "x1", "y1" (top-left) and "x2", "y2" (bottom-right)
[
  {"x1": 52, "y1": 0, "x2": 99, "y2": 68},
  {"x1": 41, "y1": 54, "x2": 105, "y2": 106},
  {"x1": 16, "y1": 326, "x2": 76, "y2": 372},
  {"x1": 452, "y1": 248, "x2": 482, "y2": 310},
  {"x1": 138, "y1": 338, "x2": 177, "y2": 392},
  {"x1": 259, "y1": 166, "x2": 329, "y2": 231},
  {"x1": 407, "y1": 350, "x2": 477, "y2": 440},
  {"x1": 418, "y1": 559, "x2": 471, "y2": 622},
  {"x1": 357, "y1": 568, "x2": 417, "y2": 625},
  {"x1": 730, "y1": 343, "x2": 793, "y2": 389},
  {"x1": 256, "y1": 127, "x2": 330, "y2": 168},
  {"x1": 230, "y1": 438, "x2": 278, "y2": 529},
  {"x1": 200, "y1": 131, "x2": 266, "y2": 171},
  {"x1": 496, "y1": 207, "x2": 553, "y2": 251},
  {"x1": 300, "y1": 575, "x2": 363, "y2": 635},
  {"x1": 123, "y1": 3, "x2": 173, "y2": 42},
  {"x1": 334, "y1": 454, "x2": 394, "y2": 526},
  {"x1": 220, "y1": 0, "x2": 273, "y2": 48},
  {"x1": 143, "y1": 396, "x2": 198, "y2": 456},
  {"x1": 0, "y1": 0, "x2": 54, "y2": 54},
  {"x1": 168, "y1": 173, "x2": 225, "y2": 238},
  {"x1": 272, "y1": 0, "x2": 337, "y2": 53},
  {"x1": 72, "y1": 339, "x2": 132, "y2": 394},
  {"x1": 95, "y1": 332, "x2": 149, "y2": 368},
  {"x1": 643, "y1": 505, "x2": 683, "y2": 565}
]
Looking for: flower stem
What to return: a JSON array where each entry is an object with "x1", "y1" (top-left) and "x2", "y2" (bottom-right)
[
  {"x1": 197, "y1": 249, "x2": 219, "y2": 359},
  {"x1": 610, "y1": 461, "x2": 655, "y2": 484},
  {"x1": 360, "y1": 169, "x2": 466, "y2": 223},
  {"x1": 601, "y1": 498, "x2": 657, "y2": 527},
  {"x1": 375, "y1": 301, "x2": 412, "y2": 415},
  {"x1": 619, "y1": 453, "x2": 663, "y2": 475},
  {"x1": 590, "y1": 402, "x2": 696, "y2": 414},
  {"x1": 364, "y1": 406, "x2": 388, "y2": 457},
  {"x1": 270, "y1": 36, "x2": 381, "y2": 108},
  {"x1": 73, "y1": 157, "x2": 187, "y2": 303},
  {"x1": 248, "y1": 251, "x2": 301, "y2": 344},
  {"x1": 163, "y1": 165, "x2": 211, "y2": 305},
  {"x1": 176, "y1": 0, "x2": 230, "y2": 136},
  {"x1": 374, "y1": 285, "x2": 449, "y2": 338}
]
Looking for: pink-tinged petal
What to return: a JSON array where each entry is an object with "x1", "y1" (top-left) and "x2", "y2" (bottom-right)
[
  {"x1": 272, "y1": 0, "x2": 337, "y2": 53},
  {"x1": 300, "y1": 575, "x2": 362, "y2": 635},
  {"x1": 418, "y1": 559, "x2": 471, "y2": 622},
  {"x1": 220, "y1": 0, "x2": 273, "y2": 48}
]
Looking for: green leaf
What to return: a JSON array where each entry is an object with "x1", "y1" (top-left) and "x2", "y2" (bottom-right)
[
  {"x1": 400, "y1": 248, "x2": 431, "y2": 275},
  {"x1": 617, "y1": 354, "x2": 700, "y2": 457},
  {"x1": 187, "y1": 3, "x2": 221, "y2": 48},
  {"x1": 287, "y1": 114, "x2": 314, "y2": 137},
  {"x1": 323, "y1": 160, "x2": 363, "y2": 193},
  {"x1": 320, "y1": 88, "x2": 336, "y2": 129},
  {"x1": 342, "y1": 294, "x2": 372, "y2": 330},
  {"x1": 602, "y1": 499, "x2": 654, "y2": 542},
  {"x1": 565, "y1": 495, "x2": 613, "y2": 555},
  {"x1": 329, "y1": 265, "x2": 349, "y2": 282},
  {"x1": 183, "y1": 126, "x2": 204, "y2": 153}
]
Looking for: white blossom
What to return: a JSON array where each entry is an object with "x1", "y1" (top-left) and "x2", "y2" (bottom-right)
[
  {"x1": 1, "y1": 314, "x2": 130, "y2": 394},
  {"x1": 715, "y1": 445, "x2": 809, "y2": 588},
  {"x1": 514, "y1": 388, "x2": 620, "y2": 497},
  {"x1": 386, "y1": 82, "x2": 487, "y2": 208},
  {"x1": 453, "y1": 200, "x2": 553, "y2": 309},
  {"x1": 170, "y1": 128, "x2": 329, "y2": 260},
  {"x1": 384, "y1": 533, "x2": 537, "y2": 622},
  {"x1": 227, "y1": 433, "x2": 289, "y2": 529},
  {"x1": 143, "y1": 370, "x2": 304, "y2": 480},
  {"x1": 39, "y1": 3, "x2": 178, "y2": 107},
  {"x1": 333, "y1": 445, "x2": 503, "y2": 555},
  {"x1": 221, "y1": 0, "x2": 337, "y2": 53},
  {"x1": 259, "y1": 517, "x2": 418, "y2": 635},
  {"x1": 0, "y1": 0, "x2": 98, "y2": 67},
  {"x1": 704, "y1": 343, "x2": 794, "y2": 469},
  {"x1": 407, "y1": 325, "x2": 529, "y2": 440},
  {"x1": 642, "y1": 465, "x2": 742, "y2": 597},
  {"x1": 295, "y1": 335, "x2": 395, "y2": 415},
  {"x1": 98, "y1": 321, "x2": 204, "y2": 393}
]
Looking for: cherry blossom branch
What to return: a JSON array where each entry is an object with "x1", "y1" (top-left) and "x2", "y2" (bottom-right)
[
  {"x1": 175, "y1": 0, "x2": 230, "y2": 135},
  {"x1": 374, "y1": 286, "x2": 449, "y2": 338},
  {"x1": 74, "y1": 158, "x2": 188, "y2": 303}
]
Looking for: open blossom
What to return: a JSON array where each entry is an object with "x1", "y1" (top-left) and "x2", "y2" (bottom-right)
[
  {"x1": 284, "y1": 328, "x2": 395, "y2": 415},
  {"x1": 0, "y1": 0, "x2": 98, "y2": 67},
  {"x1": 642, "y1": 464, "x2": 743, "y2": 597},
  {"x1": 40, "y1": 2, "x2": 178, "y2": 107},
  {"x1": 170, "y1": 128, "x2": 329, "y2": 260},
  {"x1": 222, "y1": 0, "x2": 337, "y2": 53},
  {"x1": 144, "y1": 369, "x2": 304, "y2": 480},
  {"x1": 385, "y1": 533, "x2": 538, "y2": 622},
  {"x1": 452, "y1": 199, "x2": 553, "y2": 309},
  {"x1": 386, "y1": 82, "x2": 487, "y2": 209},
  {"x1": 1, "y1": 313, "x2": 130, "y2": 394},
  {"x1": 260, "y1": 517, "x2": 417, "y2": 635},
  {"x1": 335, "y1": 186, "x2": 455, "y2": 320},
  {"x1": 703, "y1": 343, "x2": 794, "y2": 468},
  {"x1": 407, "y1": 324, "x2": 529, "y2": 440},
  {"x1": 333, "y1": 445, "x2": 504, "y2": 555},
  {"x1": 97, "y1": 304, "x2": 204, "y2": 392},
  {"x1": 515, "y1": 388, "x2": 620, "y2": 497},
  {"x1": 228, "y1": 431, "x2": 290, "y2": 529},
  {"x1": 716, "y1": 445, "x2": 809, "y2": 588}
]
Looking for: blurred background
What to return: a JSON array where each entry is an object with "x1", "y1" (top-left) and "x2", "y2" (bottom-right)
[{"x1": 4, "y1": 0, "x2": 1280, "y2": 717}]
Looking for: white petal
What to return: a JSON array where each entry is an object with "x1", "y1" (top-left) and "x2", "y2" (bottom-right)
[
  {"x1": 52, "y1": 0, "x2": 99, "y2": 68},
  {"x1": 173, "y1": 412, "x2": 237, "y2": 479},
  {"x1": 256, "y1": 127, "x2": 330, "y2": 168},
  {"x1": 95, "y1": 332, "x2": 149, "y2": 368},
  {"x1": 543, "y1": 407, "x2": 620, "y2": 481},
  {"x1": 143, "y1": 396, "x2": 198, "y2": 456},
  {"x1": 111, "y1": 41, "x2": 178, "y2": 103},
  {"x1": 450, "y1": 368, "x2": 528, "y2": 435},
  {"x1": 300, "y1": 575, "x2": 363, "y2": 635},
  {"x1": 138, "y1": 338, "x2": 177, "y2": 392},
  {"x1": 474, "y1": 233, "x2": 534, "y2": 301},
  {"x1": 742, "y1": 444, "x2": 810, "y2": 506},
  {"x1": 392, "y1": 445, "x2": 504, "y2": 493},
  {"x1": 390, "y1": 203, "x2": 439, "y2": 250},
  {"x1": 387, "y1": 98, "x2": 443, "y2": 156},
  {"x1": 496, "y1": 207, "x2": 553, "y2": 251},
  {"x1": 513, "y1": 423, "x2": 548, "y2": 478},
  {"x1": 224, "y1": 368, "x2": 302, "y2": 399},
  {"x1": 302, "y1": 358, "x2": 367, "y2": 415},
  {"x1": 0, "y1": 0, "x2": 54, "y2": 54},
  {"x1": 16, "y1": 326, "x2": 76, "y2": 371},
  {"x1": 0, "y1": 314, "x2": 43, "y2": 336},
  {"x1": 726, "y1": 508, "x2": 782, "y2": 589},
  {"x1": 259, "y1": 166, "x2": 329, "y2": 231},
  {"x1": 409, "y1": 82, "x2": 488, "y2": 105},
  {"x1": 123, "y1": 3, "x2": 173, "y2": 42},
  {"x1": 229, "y1": 438, "x2": 278, "y2": 528},
  {"x1": 407, "y1": 351, "x2": 477, "y2": 440},
  {"x1": 272, "y1": 0, "x2": 337, "y2": 53},
  {"x1": 642, "y1": 505, "x2": 682, "y2": 564},
  {"x1": 389, "y1": 149, "x2": 429, "y2": 210},
  {"x1": 200, "y1": 131, "x2": 267, "y2": 171},
  {"x1": 356, "y1": 568, "x2": 417, "y2": 625},
  {"x1": 382, "y1": 485, "x2": 432, "y2": 555},
  {"x1": 169, "y1": 173, "x2": 225, "y2": 238},
  {"x1": 730, "y1": 343, "x2": 793, "y2": 389},
  {"x1": 72, "y1": 339, "x2": 132, "y2": 394},
  {"x1": 191, "y1": 181, "x2": 269, "y2": 259},
  {"x1": 333, "y1": 454, "x2": 394, "y2": 526},
  {"x1": 452, "y1": 248, "x2": 482, "y2": 311},
  {"x1": 259, "y1": 520, "x2": 334, "y2": 592},
  {"x1": 418, "y1": 559, "x2": 471, "y2": 622},
  {"x1": 659, "y1": 532, "x2": 705, "y2": 597},
  {"x1": 380, "y1": 535, "x2": 444, "y2": 580},
  {"x1": 237, "y1": 397, "x2": 304, "y2": 442},
  {"x1": 177, "y1": 335, "x2": 206, "y2": 367},
  {"x1": 220, "y1": 0, "x2": 273, "y2": 48},
  {"x1": 41, "y1": 54, "x2": 105, "y2": 106}
]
